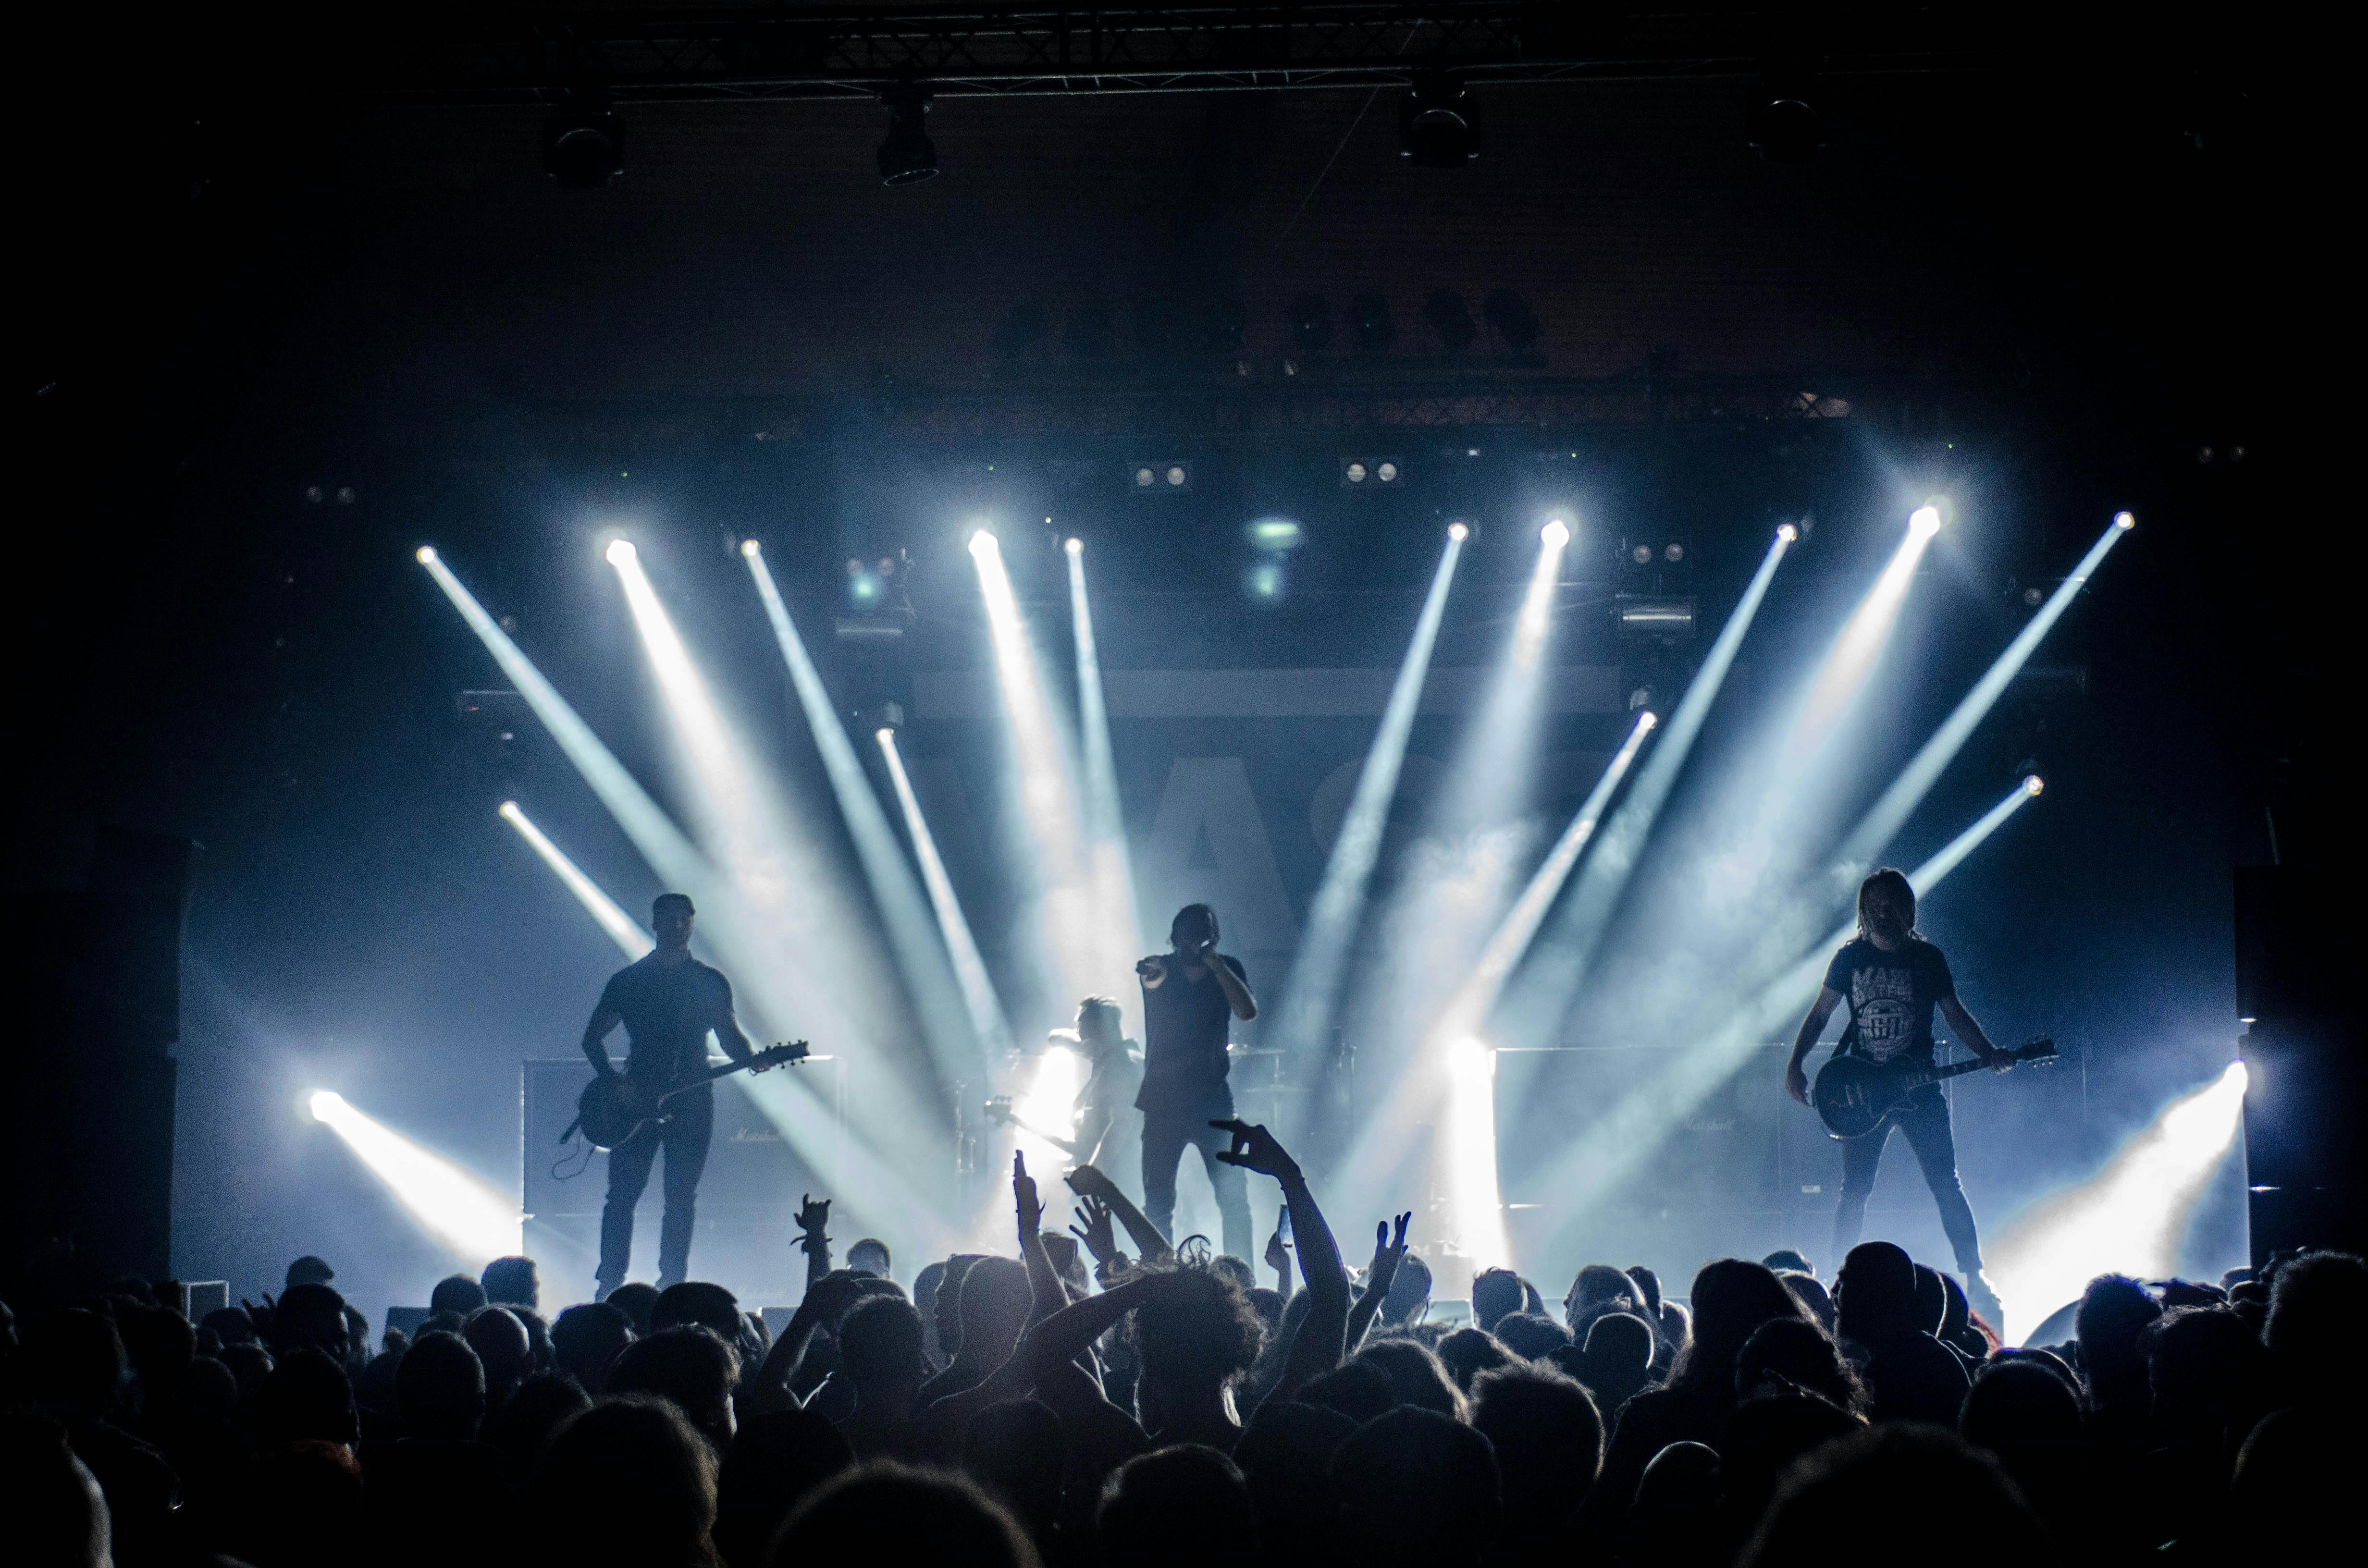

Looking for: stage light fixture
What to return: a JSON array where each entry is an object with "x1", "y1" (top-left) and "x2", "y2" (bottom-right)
[
  {"x1": 1378, "y1": 461, "x2": 1399, "y2": 483},
  {"x1": 1616, "y1": 597, "x2": 1697, "y2": 637},
  {"x1": 1248, "y1": 563, "x2": 1284, "y2": 599},
  {"x1": 1631, "y1": 544, "x2": 1653, "y2": 564},
  {"x1": 2115, "y1": 510, "x2": 2136, "y2": 530},
  {"x1": 1065, "y1": 537, "x2": 1083, "y2": 555},
  {"x1": 876, "y1": 85, "x2": 940, "y2": 185},
  {"x1": 1777, "y1": 523, "x2": 1799, "y2": 543},
  {"x1": 2024, "y1": 773, "x2": 2045, "y2": 796},
  {"x1": 1542, "y1": 519, "x2": 1571, "y2": 549},
  {"x1": 1400, "y1": 73, "x2": 1480, "y2": 167},
  {"x1": 1911, "y1": 504, "x2": 1943, "y2": 537},
  {"x1": 543, "y1": 103, "x2": 625, "y2": 190},
  {"x1": 1134, "y1": 466, "x2": 1156, "y2": 488},
  {"x1": 1448, "y1": 522, "x2": 1470, "y2": 542},
  {"x1": 740, "y1": 539, "x2": 761, "y2": 558},
  {"x1": 416, "y1": 545, "x2": 437, "y2": 564},
  {"x1": 604, "y1": 539, "x2": 635, "y2": 564},
  {"x1": 1664, "y1": 542, "x2": 1685, "y2": 562},
  {"x1": 1345, "y1": 462, "x2": 1368, "y2": 484}
]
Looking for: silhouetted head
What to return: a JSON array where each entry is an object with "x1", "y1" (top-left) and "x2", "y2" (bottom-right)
[
  {"x1": 838, "y1": 1296, "x2": 927, "y2": 1406},
  {"x1": 538, "y1": 1395, "x2": 718, "y2": 1568},
  {"x1": 1234, "y1": 1401, "x2": 1355, "y2": 1554},
  {"x1": 2074, "y1": 1274, "x2": 2161, "y2": 1398},
  {"x1": 1856, "y1": 867, "x2": 1917, "y2": 948},
  {"x1": 26, "y1": 1309, "x2": 127, "y2": 1426},
  {"x1": 1836, "y1": 1243, "x2": 1921, "y2": 1343},
  {"x1": 952, "y1": 1256, "x2": 1032, "y2": 1369},
  {"x1": 481, "y1": 1256, "x2": 540, "y2": 1310},
  {"x1": 271, "y1": 1282, "x2": 353, "y2": 1361},
  {"x1": 1100, "y1": 1445, "x2": 1255, "y2": 1568},
  {"x1": 1298, "y1": 1359, "x2": 1396, "y2": 1426},
  {"x1": 430, "y1": 1274, "x2": 488, "y2": 1319},
  {"x1": 1332, "y1": 1407, "x2": 1502, "y2": 1568},
  {"x1": 285, "y1": 1254, "x2": 337, "y2": 1289},
  {"x1": 960, "y1": 1398, "x2": 1064, "y2": 1544},
  {"x1": 1780, "y1": 1272, "x2": 1839, "y2": 1335},
  {"x1": 770, "y1": 1463, "x2": 1038, "y2": 1568},
  {"x1": 1349, "y1": 1337, "x2": 1464, "y2": 1419},
  {"x1": 1436, "y1": 1327, "x2": 1513, "y2": 1393},
  {"x1": 464, "y1": 1306, "x2": 532, "y2": 1408},
  {"x1": 1470, "y1": 1362, "x2": 1602, "y2": 1530},
  {"x1": 653, "y1": 1282, "x2": 742, "y2": 1342},
  {"x1": 1471, "y1": 1269, "x2": 1525, "y2": 1332},
  {"x1": 117, "y1": 1299, "x2": 196, "y2": 1391},
  {"x1": 4, "y1": 1407, "x2": 111, "y2": 1567},
  {"x1": 1170, "y1": 904, "x2": 1219, "y2": 952},
  {"x1": 1676, "y1": 1259, "x2": 1806, "y2": 1394},
  {"x1": 1076, "y1": 996, "x2": 1124, "y2": 1054},
  {"x1": 1135, "y1": 1267, "x2": 1262, "y2": 1432},
  {"x1": 1961, "y1": 1357, "x2": 2082, "y2": 1488},
  {"x1": 551, "y1": 1302, "x2": 635, "y2": 1394},
  {"x1": 610, "y1": 1326, "x2": 741, "y2": 1451},
  {"x1": 717, "y1": 1407, "x2": 854, "y2": 1568},
  {"x1": 2265, "y1": 1249, "x2": 2368, "y2": 1405},
  {"x1": 1910, "y1": 1264, "x2": 1948, "y2": 1335},
  {"x1": 1492, "y1": 1312, "x2": 1573, "y2": 1362},
  {"x1": 1722, "y1": 1392, "x2": 1863, "y2": 1529},
  {"x1": 935, "y1": 1255, "x2": 986, "y2": 1359},
  {"x1": 259, "y1": 1346, "x2": 360, "y2": 1448},
  {"x1": 483, "y1": 1369, "x2": 591, "y2": 1470},
  {"x1": 1563, "y1": 1264, "x2": 1637, "y2": 1335},
  {"x1": 2144, "y1": 1305, "x2": 2268, "y2": 1439},
  {"x1": 1625, "y1": 1265, "x2": 1664, "y2": 1316},
  {"x1": 1383, "y1": 1254, "x2": 1434, "y2": 1326},
  {"x1": 847, "y1": 1238, "x2": 893, "y2": 1280},
  {"x1": 202, "y1": 1306, "x2": 259, "y2": 1347},
  {"x1": 1736, "y1": 1317, "x2": 1863, "y2": 1412},
  {"x1": 604, "y1": 1282, "x2": 660, "y2": 1335},
  {"x1": 1763, "y1": 1250, "x2": 1814, "y2": 1278},
  {"x1": 397, "y1": 1329, "x2": 486, "y2": 1443},
  {"x1": 652, "y1": 893, "x2": 697, "y2": 951},
  {"x1": 1743, "y1": 1424, "x2": 2047, "y2": 1566}
]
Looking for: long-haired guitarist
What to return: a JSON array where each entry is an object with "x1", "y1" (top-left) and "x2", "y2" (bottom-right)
[
  {"x1": 581, "y1": 892, "x2": 767, "y2": 1298},
  {"x1": 1784, "y1": 868, "x2": 2012, "y2": 1316}
]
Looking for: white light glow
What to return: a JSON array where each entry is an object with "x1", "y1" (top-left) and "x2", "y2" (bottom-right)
[
  {"x1": 1268, "y1": 530, "x2": 1465, "y2": 1061},
  {"x1": 970, "y1": 527, "x2": 1107, "y2": 1013},
  {"x1": 1777, "y1": 523, "x2": 1799, "y2": 543},
  {"x1": 1448, "y1": 521, "x2": 1470, "y2": 542},
  {"x1": 1069, "y1": 536, "x2": 1147, "y2": 1010},
  {"x1": 2024, "y1": 774, "x2": 2045, "y2": 796},
  {"x1": 497, "y1": 801, "x2": 653, "y2": 958},
  {"x1": 740, "y1": 539, "x2": 761, "y2": 558},
  {"x1": 745, "y1": 544, "x2": 994, "y2": 1078},
  {"x1": 1443, "y1": 1038, "x2": 1510, "y2": 1267},
  {"x1": 1910, "y1": 504, "x2": 1943, "y2": 537},
  {"x1": 1013, "y1": 1045, "x2": 1086, "y2": 1164},
  {"x1": 1792, "y1": 509, "x2": 1940, "y2": 746},
  {"x1": 1542, "y1": 519, "x2": 1571, "y2": 549},
  {"x1": 1065, "y1": 537, "x2": 1083, "y2": 555},
  {"x1": 415, "y1": 545, "x2": 437, "y2": 564},
  {"x1": 310, "y1": 1090, "x2": 521, "y2": 1267},
  {"x1": 2115, "y1": 511, "x2": 2136, "y2": 530},
  {"x1": 1988, "y1": 1062, "x2": 2248, "y2": 1341},
  {"x1": 605, "y1": 539, "x2": 636, "y2": 564},
  {"x1": 878, "y1": 728, "x2": 1015, "y2": 1062},
  {"x1": 1512, "y1": 523, "x2": 1570, "y2": 671}
]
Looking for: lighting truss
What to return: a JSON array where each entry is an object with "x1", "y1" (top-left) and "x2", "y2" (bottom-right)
[{"x1": 356, "y1": 5, "x2": 2016, "y2": 107}]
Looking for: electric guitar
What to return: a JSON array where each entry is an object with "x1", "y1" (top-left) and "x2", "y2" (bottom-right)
[
  {"x1": 1814, "y1": 1037, "x2": 2057, "y2": 1140},
  {"x1": 570, "y1": 1042, "x2": 811, "y2": 1151},
  {"x1": 983, "y1": 1095, "x2": 1107, "y2": 1164}
]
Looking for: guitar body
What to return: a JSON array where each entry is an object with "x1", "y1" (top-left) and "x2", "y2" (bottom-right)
[
  {"x1": 571, "y1": 1041, "x2": 812, "y2": 1152},
  {"x1": 1813, "y1": 1037, "x2": 2058, "y2": 1140},
  {"x1": 577, "y1": 1075, "x2": 659, "y2": 1152},
  {"x1": 1813, "y1": 1057, "x2": 1907, "y2": 1140}
]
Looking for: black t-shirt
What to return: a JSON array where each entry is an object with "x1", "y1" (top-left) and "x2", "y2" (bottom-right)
[
  {"x1": 1823, "y1": 936, "x2": 1955, "y2": 1066},
  {"x1": 597, "y1": 954, "x2": 739, "y2": 1084},
  {"x1": 1136, "y1": 954, "x2": 1246, "y2": 1117}
]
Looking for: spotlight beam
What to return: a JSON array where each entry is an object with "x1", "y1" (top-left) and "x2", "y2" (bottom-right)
[
  {"x1": 1512, "y1": 779, "x2": 2042, "y2": 1226},
  {"x1": 1068, "y1": 540, "x2": 1146, "y2": 1007},
  {"x1": 1498, "y1": 525, "x2": 1795, "y2": 1036},
  {"x1": 1833, "y1": 513, "x2": 2131, "y2": 887},
  {"x1": 968, "y1": 531, "x2": 1108, "y2": 1014},
  {"x1": 309, "y1": 1090, "x2": 520, "y2": 1267},
  {"x1": 1268, "y1": 529, "x2": 1465, "y2": 1060},
  {"x1": 1791, "y1": 505, "x2": 1941, "y2": 750},
  {"x1": 745, "y1": 542, "x2": 988, "y2": 1081},
  {"x1": 879, "y1": 727, "x2": 1016, "y2": 1059},
  {"x1": 1987, "y1": 1061, "x2": 2246, "y2": 1341},
  {"x1": 498, "y1": 801, "x2": 653, "y2": 959}
]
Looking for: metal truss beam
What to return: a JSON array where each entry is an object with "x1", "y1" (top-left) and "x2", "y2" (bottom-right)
[{"x1": 354, "y1": 5, "x2": 2015, "y2": 107}]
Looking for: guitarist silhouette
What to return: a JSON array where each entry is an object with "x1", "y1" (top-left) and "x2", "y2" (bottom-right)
[
  {"x1": 1784, "y1": 868, "x2": 2014, "y2": 1330},
  {"x1": 581, "y1": 892, "x2": 771, "y2": 1298}
]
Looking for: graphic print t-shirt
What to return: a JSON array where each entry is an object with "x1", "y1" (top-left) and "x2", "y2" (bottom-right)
[
  {"x1": 597, "y1": 954, "x2": 737, "y2": 1084},
  {"x1": 1136, "y1": 955, "x2": 1246, "y2": 1118},
  {"x1": 1822, "y1": 937, "x2": 1955, "y2": 1066}
]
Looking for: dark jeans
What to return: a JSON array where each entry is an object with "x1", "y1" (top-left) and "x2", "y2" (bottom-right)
[
  {"x1": 1141, "y1": 1107, "x2": 1253, "y2": 1264},
  {"x1": 1831, "y1": 1086, "x2": 1985, "y2": 1274},
  {"x1": 598, "y1": 1081, "x2": 714, "y2": 1294}
]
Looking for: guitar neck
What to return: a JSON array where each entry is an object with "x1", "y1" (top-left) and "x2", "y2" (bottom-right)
[{"x1": 1906, "y1": 1055, "x2": 1993, "y2": 1090}]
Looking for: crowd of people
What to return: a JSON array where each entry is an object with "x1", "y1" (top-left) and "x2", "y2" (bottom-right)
[{"x1": 6, "y1": 1118, "x2": 2360, "y2": 1567}]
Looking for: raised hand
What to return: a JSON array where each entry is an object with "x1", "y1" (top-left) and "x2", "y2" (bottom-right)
[
  {"x1": 1071, "y1": 1194, "x2": 1119, "y2": 1265},
  {"x1": 1210, "y1": 1119, "x2": 1301, "y2": 1179},
  {"x1": 1014, "y1": 1151, "x2": 1044, "y2": 1238},
  {"x1": 1265, "y1": 1226, "x2": 1291, "y2": 1274},
  {"x1": 1371, "y1": 1212, "x2": 1411, "y2": 1266},
  {"x1": 795, "y1": 1193, "x2": 832, "y2": 1250},
  {"x1": 1064, "y1": 1163, "x2": 1117, "y2": 1201},
  {"x1": 1136, "y1": 955, "x2": 1167, "y2": 986}
]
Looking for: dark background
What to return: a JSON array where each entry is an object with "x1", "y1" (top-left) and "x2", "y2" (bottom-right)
[{"x1": 12, "y1": 14, "x2": 2349, "y2": 1318}]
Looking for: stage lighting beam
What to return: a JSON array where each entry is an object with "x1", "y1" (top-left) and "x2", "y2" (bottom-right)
[
  {"x1": 497, "y1": 801, "x2": 652, "y2": 959},
  {"x1": 1793, "y1": 505, "x2": 1943, "y2": 748},
  {"x1": 309, "y1": 1090, "x2": 520, "y2": 1267},
  {"x1": 1068, "y1": 538, "x2": 1147, "y2": 987},
  {"x1": 745, "y1": 542, "x2": 990, "y2": 1078},
  {"x1": 1988, "y1": 1061, "x2": 2247, "y2": 1340},
  {"x1": 878, "y1": 727, "x2": 1016, "y2": 1059},
  {"x1": 1444, "y1": 1038, "x2": 1511, "y2": 1267},
  {"x1": 1498, "y1": 524, "x2": 1795, "y2": 1032},
  {"x1": 1267, "y1": 528, "x2": 1466, "y2": 1059}
]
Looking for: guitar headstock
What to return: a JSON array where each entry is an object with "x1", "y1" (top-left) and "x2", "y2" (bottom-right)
[
  {"x1": 2014, "y1": 1037, "x2": 2059, "y2": 1065},
  {"x1": 758, "y1": 1041, "x2": 812, "y2": 1068}
]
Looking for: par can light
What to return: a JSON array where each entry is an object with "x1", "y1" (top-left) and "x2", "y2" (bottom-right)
[
  {"x1": 415, "y1": 545, "x2": 438, "y2": 564},
  {"x1": 604, "y1": 539, "x2": 636, "y2": 564},
  {"x1": 2115, "y1": 510, "x2": 2136, "y2": 530}
]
